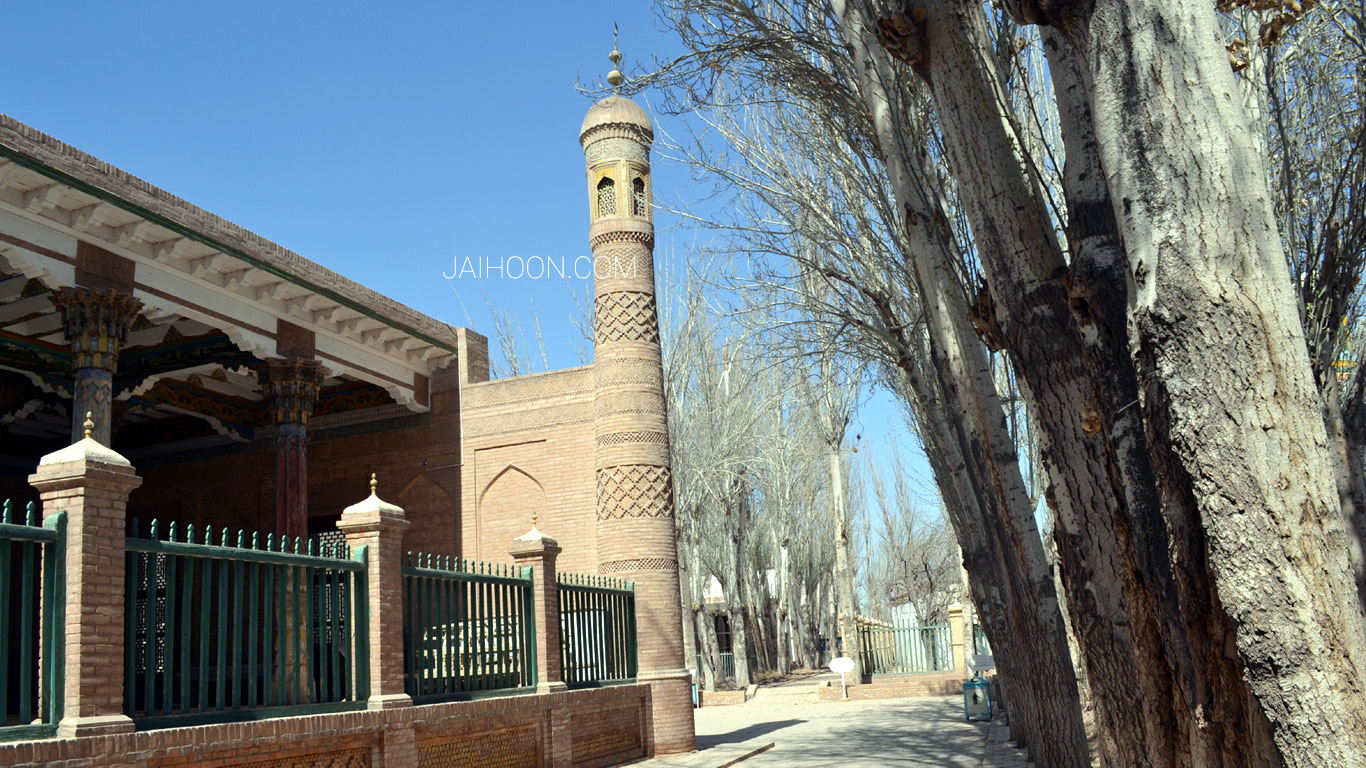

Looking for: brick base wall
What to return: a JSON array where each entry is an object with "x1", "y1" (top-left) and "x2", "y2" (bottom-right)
[
  {"x1": 816, "y1": 673, "x2": 964, "y2": 702},
  {"x1": 696, "y1": 690, "x2": 747, "y2": 707},
  {"x1": 0, "y1": 686, "x2": 652, "y2": 768}
]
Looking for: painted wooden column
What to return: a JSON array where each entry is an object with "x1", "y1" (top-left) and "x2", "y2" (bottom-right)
[
  {"x1": 28, "y1": 416, "x2": 142, "y2": 736},
  {"x1": 583, "y1": 43, "x2": 695, "y2": 755},
  {"x1": 50, "y1": 288, "x2": 142, "y2": 446},
  {"x1": 260, "y1": 359, "x2": 322, "y2": 541}
]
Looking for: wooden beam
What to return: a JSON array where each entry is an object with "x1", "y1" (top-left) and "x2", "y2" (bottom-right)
[
  {"x1": 23, "y1": 183, "x2": 64, "y2": 213},
  {"x1": 70, "y1": 201, "x2": 117, "y2": 232},
  {"x1": 115, "y1": 219, "x2": 155, "y2": 248}
]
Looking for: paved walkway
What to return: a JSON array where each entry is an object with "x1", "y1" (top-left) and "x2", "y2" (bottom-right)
[{"x1": 637, "y1": 674, "x2": 1033, "y2": 768}]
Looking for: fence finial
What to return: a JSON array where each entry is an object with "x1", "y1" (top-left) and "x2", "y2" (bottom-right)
[{"x1": 83, "y1": 411, "x2": 94, "y2": 439}]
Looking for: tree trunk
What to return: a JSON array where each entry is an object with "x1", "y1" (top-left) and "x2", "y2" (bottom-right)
[
  {"x1": 831, "y1": 448, "x2": 863, "y2": 683},
  {"x1": 823, "y1": 3, "x2": 1090, "y2": 763},
  {"x1": 729, "y1": 525, "x2": 752, "y2": 687},
  {"x1": 730, "y1": 603, "x2": 751, "y2": 688},
  {"x1": 1037, "y1": 0, "x2": 1366, "y2": 763},
  {"x1": 698, "y1": 608, "x2": 720, "y2": 692},
  {"x1": 1341, "y1": 372, "x2": 1366, "y2": 609},
  {"x1": 826, "y1": 580, "x2": 839, "y2": 665},
  {"x1": 800, "y1": 579, "x2": 819, "y2": 669},
  {"x1": 679, "y1": 537, "x2": 698, "y2": 678},
  {"x1": 777, "y1": 540, "x2": 791, "y2": 675}
]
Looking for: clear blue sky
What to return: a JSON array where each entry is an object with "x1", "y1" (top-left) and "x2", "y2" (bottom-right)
[{"x1": 2, "y1": 1, "x2": 934, "y2": 512}]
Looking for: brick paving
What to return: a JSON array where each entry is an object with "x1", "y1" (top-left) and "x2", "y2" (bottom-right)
[{"x1": 637, "y1": 673, "x2": 1038, "y2": 768}]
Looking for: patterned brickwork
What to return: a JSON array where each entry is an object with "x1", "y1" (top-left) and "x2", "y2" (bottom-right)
[
  {"x1": 596, "y1": 465, "x2": 673, "y2": 520},
  {"x1": 589, "y1": 228, "x2": 653, "y2": 250},
  {"x1": 0, "y1": 683, "x2": 652, "y2": 768},
  {"x1": 571, "y1": 707, "x2": 643, "y2": 766},
  {"x1": 241, "y1": 747, "x2": 369, "y2": 768},
  {"x1": 461, "y1": 366, "x2": 593, "y2": 408},
  {"x1": 585, "y1": 137, "x2": 649, "y2": 165},
  {"x1": 592, "y1": 246, "x2": 654, "y2": 284},
  {"x1": 419, "y1": 725, "x2": 539, "y2": 768},
  {"x1": 587, "y1": 93, "x2": 697, "y2": 755},
  {"x1": 594, "y1": 358, "x2": 663, "y2": 389},
  {"x1": 600, "y1": 557, "x2": 677, "y2": 573},
  {"x1": 596, "y1": 430, "x2": 668, "y2": 447},
  {"x1": 594, "y1": 390, "x2": 666, "y2": 416},
  {"x1": 464, "y1": 403, "x2": 592, "y2": 439},
  {"x1": 595, "y1": 292, "x2": 659, "y2": 344}
]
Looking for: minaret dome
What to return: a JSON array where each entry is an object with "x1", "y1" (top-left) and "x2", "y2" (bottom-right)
[{"x1": 581, "y1": 36, "x2": 654, "y2": 232}]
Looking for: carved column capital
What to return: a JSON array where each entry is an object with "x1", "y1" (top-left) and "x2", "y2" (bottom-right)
[
  {"x1": 51, "y1": 288, "x2": 143, "y2": 370},
  {"x1": 51, "y1": 288, "x2": 142, "y2": 445},
  {"x1": 259, "y1": 358, "x2": 324, "y2": 425}
]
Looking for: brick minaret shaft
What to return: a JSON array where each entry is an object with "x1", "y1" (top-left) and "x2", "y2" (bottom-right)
[{"x1": 583, "y1": 44, "x2": 696, "y2": 755}]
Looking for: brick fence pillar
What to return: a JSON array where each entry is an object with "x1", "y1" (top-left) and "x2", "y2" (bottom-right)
[
  {"x1": 338, "y1": 475, "x2": 411, "y2": 711},
  {"x1": 509, "y1": 527, "x2": 567, "y2": 695},
  {"x1": 948, "y1": 603, "x2": 968, "y2": 679},
  {"x1": 28, "y1": 419, "x2": 142, "y2": 737},
  {"x1": 510, "y1": 527, "x2": 571, "y2": 767}
]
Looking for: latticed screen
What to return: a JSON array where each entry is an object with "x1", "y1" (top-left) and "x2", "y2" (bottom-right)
[
  {"x1": 597, "y1": 177, "x2": 617, "y2": 218},
  {"x1": 632, "y1": 177, "x2": 647, "y2": 217}
]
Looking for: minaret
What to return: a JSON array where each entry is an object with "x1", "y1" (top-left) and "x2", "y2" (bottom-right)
[{"x1": 583, "y1": 36, "x2": 695, "y2": 754}]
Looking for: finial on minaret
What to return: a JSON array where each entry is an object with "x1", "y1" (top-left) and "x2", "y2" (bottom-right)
[
  {"x1": 607, "y1": 23, "x2": 624, "y2": 94},
  {"x1": 83, "y1": 411, "x2": 94, "y2": 439},
  {"x1": 369, "y1": 472, "x2": 378, "y2": 496}
]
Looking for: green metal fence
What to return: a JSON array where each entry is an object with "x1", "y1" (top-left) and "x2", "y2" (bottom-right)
[
  {"x1": 859, "y1": 622, "x2": 954, "y2": 675},
  {"x1": 0, "y1": 501, "x2": 63, "y2": 742},
  {"x1": 124, "y1": 519, "x2": 369, "y2": 727},
  {"x1": 693, "y1": 652, "x2": 760, "y2": 683},
  {"x1": 402, "y1": 554, "x2": 535, "y2": 701},
  {"x1": 694, "y1": 652, "x2": 735, "y2": 682},
  {"x1": 973, "y1": 623, "x2": 992, "y2": 657},
  {"x1": 558, "y1": 572, "x2": 636, "y2": 687}
]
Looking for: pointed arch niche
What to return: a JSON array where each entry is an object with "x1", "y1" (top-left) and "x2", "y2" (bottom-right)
[
  {"x1": 477, "y1": 465, "x2": 547, "y2": 561},
  {"x1": 397, "y1": 474, "x2": 458, "y2": 558}
]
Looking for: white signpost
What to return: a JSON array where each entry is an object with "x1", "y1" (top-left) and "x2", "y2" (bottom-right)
[{"x1": 829, "y1": 656, "x2": 855, "y2": 702}]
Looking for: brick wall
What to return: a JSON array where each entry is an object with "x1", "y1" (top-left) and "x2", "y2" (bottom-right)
[
  {"x1": 122, "y1": 387, "x2": 462, "y2": 556},
  {"x1": 696, "y1": 690, "x2": 747, "y2": 707},
  {"x1": 816, "y1": 673, "x2": 964, "y2": 701},
  {"x1": 0, "y1": 685, "x2": 652, "y2": 768},
  {"x1": 459, "y1": 366, "x2": 598, "y2": 573}
]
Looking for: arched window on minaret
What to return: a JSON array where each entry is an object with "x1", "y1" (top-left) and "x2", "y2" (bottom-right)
[
  {"x1": 596, "y1": 176, "x2": 617, "y2": 219},
  {"x1": 632, "y1": 176, "x2": 648, "y2": 217}
]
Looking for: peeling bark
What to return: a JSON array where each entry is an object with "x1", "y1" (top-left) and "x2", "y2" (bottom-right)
[
  {"x1": 832, "y1": 3, "x2": 1089, "y2": 764},
  {"x1": 1011, "y1": 0, "x2": 1366, "y2": 763}
]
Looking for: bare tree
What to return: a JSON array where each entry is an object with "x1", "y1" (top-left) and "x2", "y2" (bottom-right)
[
  {"x1": 639, "y1": 3, "x2": 1088, "y2": 761},
  {"x1": 865, "y1": 450, "x2": 959, "y2": 625}
]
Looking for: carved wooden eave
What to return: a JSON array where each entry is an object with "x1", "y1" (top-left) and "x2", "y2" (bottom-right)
[{"x1": 0, "y1": 114, "x2": 457, "y2": 412}]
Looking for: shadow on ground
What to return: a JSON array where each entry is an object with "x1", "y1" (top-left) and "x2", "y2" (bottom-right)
[
  {"x1": 696, "y1": 719, "x2": 806, "y2": 749},
  {"x1": 697, "y1": 697, "x2": 993, "y2": 767}
]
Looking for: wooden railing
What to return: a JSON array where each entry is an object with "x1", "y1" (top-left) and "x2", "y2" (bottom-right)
[
  {"x1": 558, "y1": 572, "x2": 636, "y2": 687},
  {"x1": 124, "y1": 519, "x2": 368, "y2": 727},
  {"x1": 402, "y1": 554, "x2": 536, "y2": 701}
]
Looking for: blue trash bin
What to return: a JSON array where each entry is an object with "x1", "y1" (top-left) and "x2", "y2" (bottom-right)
[{"x1": 963, "y1": 675, "x2": 992, "y2": 721}]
